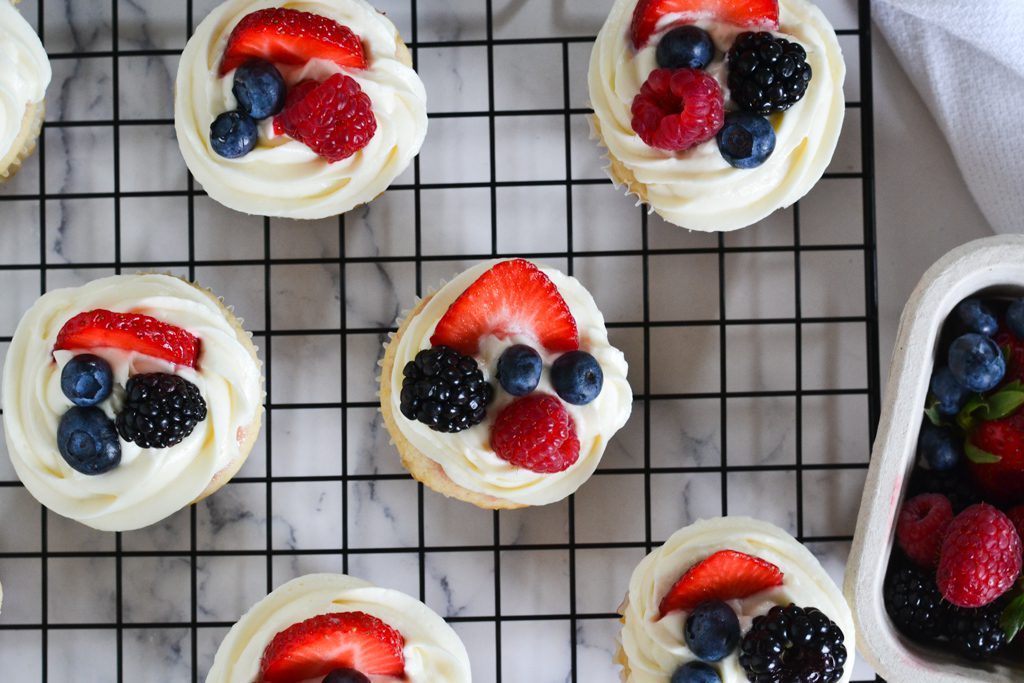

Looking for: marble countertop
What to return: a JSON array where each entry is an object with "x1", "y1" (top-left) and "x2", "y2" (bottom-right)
[{"x1": 0, "y1": 0, "x2": 994, "y2": 681}]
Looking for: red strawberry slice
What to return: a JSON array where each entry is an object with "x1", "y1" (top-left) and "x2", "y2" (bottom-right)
[
  {"x1": 54, "y1": 309, "x2": 201, "y2": 368},
  {"x1": 258, "y1": 611, "x2": 405, "y2": 683},
  {"x1": 219, "y1": 8, "x2": 367, "y2": 76},
  {"x1": 630, "y1": 0, "x2": 780, "y2": 49},
  {"x1": 273, "y1": 73, "x2": 377, "y2": 163},
  {"x1": 430, "y1": 259, "x2": 579, "y2": 356},
  {"x1": 658, "y1": 549, "x2": 784, "y2": 616}
]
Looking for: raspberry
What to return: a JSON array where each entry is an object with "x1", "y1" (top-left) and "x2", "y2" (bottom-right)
[
  {"x1": 274, "y1": 73, "x2": 377, "y2": 163},
  {"x1": 491, "y1": 394, "x2": 580, "y2": 473},
  {"x1": 936, "y1": 503, "x2": 1022, "y2": 608},
  {"x1": 631, "y1": 68, "x2": 724, "y2": 151},
  {"x1": 273, "y1": 80, "x2": 319, "y2": 136},
  {"x1": 896, "y1": 493, "x2": 953, "y2": 568}
]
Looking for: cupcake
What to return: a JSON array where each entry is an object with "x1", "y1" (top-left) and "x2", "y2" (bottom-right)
[
  {"x1": 0, "y1": 0, "x2": 51, "y2": 181},
  {"x1": 175, "y1": 0, "x2": 427, "y2": 219},
  {"x1": 619, "y1": 517, "x2": 856, "y2": 682},
  {"x1": 2, "y1": 274, "x2": 263, "y2": 532},
  {"x1": 589, "y1": 0, "x2": 845, "y2": 232},
  {"x1": 380, "y1": 258, "x2": 632, "y2": 509},
  {"x1": 207, "y1": 573, "x2": 471, "y2": 682}
]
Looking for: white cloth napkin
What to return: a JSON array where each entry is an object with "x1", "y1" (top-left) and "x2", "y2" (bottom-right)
[{"x1": 872, "y1": 0, "x2": 1024, "y2": 235}]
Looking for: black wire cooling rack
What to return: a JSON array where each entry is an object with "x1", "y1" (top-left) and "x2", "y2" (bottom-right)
[{"x1": 0, "y1": 0, "x2": 880, "y2": 681}]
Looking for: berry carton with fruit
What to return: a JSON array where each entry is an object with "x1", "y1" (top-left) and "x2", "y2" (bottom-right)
[{"x1": 848, "y1": 235, "x2": 1024, "y2": 682}]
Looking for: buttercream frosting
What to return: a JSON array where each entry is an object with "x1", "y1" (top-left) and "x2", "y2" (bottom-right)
[
  {"x1": 207, "y1": 573, "x2": 472, "y2": 683},
  {"x1": 0, "y1": 0, "x2": 50, "y2": 160},
  {"x1": 589, "y1": 0, "x2": 845, "y2": 232},
  {"x1": 175, "y1": 0, "x2": 427, "y2": 219},
  {"x1": 2, "y1": 274, "x2": 263, "y2": 532}
]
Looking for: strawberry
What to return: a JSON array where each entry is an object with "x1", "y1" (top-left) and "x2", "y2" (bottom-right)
[
  {"x1": 430, "y1": 259, "x2": 579, "y2": 356},
  {"x1": 54, "y1": 309, "x2": 200, "y2": 368},
  {"x1": 273, "y1": 73, "x2": 377, "y2": 163},
  {"x1": 491, "y1": 394, "x2": 581, "y2": 473},
  {"x1": 220, "y1": 8, "x2": 366, "y2": 76},
  {"x1": 658, "y1": 549, "x2": 784, "y2": 616},
  {"x1": 967, "y1": 410, "x2": 1024, "y2": 505},
  {"x1": 630, "y1": 0, "x2": 779, "y2": 49},
  {"x1": 258, "y1": 611, "x2": 405, "y2": 683}
]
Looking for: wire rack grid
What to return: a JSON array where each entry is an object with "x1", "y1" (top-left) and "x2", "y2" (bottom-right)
[{"x1": 0, "y1": 0, "x2": 881, "y2": 681}]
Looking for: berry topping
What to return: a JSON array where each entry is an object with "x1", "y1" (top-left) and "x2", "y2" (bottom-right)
[
  {"x1": 656, "y1": 25, "x2": 715, "y2": 70},
  {"x1": 929, "y1": 367, "x2": 969, "y2": 418},
  {"x1": 956, "y1": 298, "x2": 999, "y2": 337},
  {"x1": 219, "y1": 8, "x2": 366, "y2": 76},
  {"x1": 1008, "y1": 299, "x2": 1024, "y2": 339},
  {"x1": 496, "y1": 344, "x2": 543, "y2": 397},
  {"x1": 550, "y1": 350, "x2": 603, "y2": 406},
  {"x1": 258, "y1": 611, "x2": 405, "y2": 683},
  {"x1": 273, "y1": 73, "x2": 377, "y2": 163},
  {"x1": 210, "y1": 110, "x2": 259, "y2": 159},
  {"x1": 323, "y1": 669, "x2": 371, "y2": 683},
  {"x1": 739, "y1": 604, "x2": 847, "y2": 683},
  {"x1": 60, "y1": 354, "x2": 114, "y2": 407},
  {"x1": 57, "y1": 407, "x2": 121, "y2": 475},
  {"x1": 936, "y1": 503, "x2": 1022, "y2": 608},
  {"x1": 727, "y1": 32, "x2": 812, "y2": 115},
  {"x1": 55, "y1": 309, "x2": 201, "y2": 368},
  {"x1": 631, "y1": 68, "x2": 724, "y2": 152},
  {"x1": 716, "y1": 111, "x2": 775, "y2": 169},
  {"x1": 659, "y1": 549, "x2": 784, "y2": 616},
  {"x1": 491, "y1": 394, "x2": 580, "y2": 473},
  {"x1": 948, "y1": 332, "x2": 1005, "y2": 393},
  {"x1": 671, "y1": 661, "x2": 722, "y2": 683},
  {"x1": 684, "y1": 600, "x2": 740, "y2": 662},
  {"x1": 916, "y1": 422, "x2": 962, "y2": 473},
  {"x1": 116, "y1": 373, "x2": 208, "y2": 449},
  {"x1": 944, "y1": 603, "x2": 1008, "y2": 660},
  {"x1": 272, "y1": 79, "x2": 319, "y2": 136},
  {"x1": 232, "y1": 59, "x2": 287, "y2": 120},
  {"x1": 630, "y1": 0, "x2": 779, "y2": 49},
  {"x1": 896, "y1": 493, "x2": 953, "y2": 569},
  {"x1": 399, "y1": 346, "x2": 493, "y2": 433},
  {"x1": 883, "y1": 566, "x2": 944, "y2": 641},
  {"x1": 430, "y1": 259, "x2": 579, "y2": 356}
]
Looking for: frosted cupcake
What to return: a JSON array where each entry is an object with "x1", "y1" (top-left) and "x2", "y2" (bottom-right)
[
  {"x1": 175, "y1": 0, "x2": 427, "y2": 219},
  {"x1": 2, "y1": 274, "x2": 263, "y2": 532},
  {"x1": 0, "y1": 0, "x2": 51, "y2": 180},
  {"x1": 207, "y1": 573, "x2": 471, "y2": 682},
  {"x1": 380, "y1": 259, "x2": 632, "y2": 509},
  {"x1": 619, "y1": 517, "x2": 855, "y2": 683},
  {"x1": 589, "y1": 0, "x2": 845, "y2": 231}
]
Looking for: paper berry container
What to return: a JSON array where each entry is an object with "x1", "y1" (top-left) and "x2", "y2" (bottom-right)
[{"x1": 846, "y1": 235, "x2": 1024, "y2": 682}]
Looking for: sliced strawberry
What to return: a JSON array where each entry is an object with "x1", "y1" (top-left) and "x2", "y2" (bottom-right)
[
  {"x1": 630, "y1": 0, "x2": 780, "y2": 49},
  {"x1": 273, "y1": 73, "x2": 377, "y2": 163},
  {"x1": 258, "y1": 611, "x2": 405, "y2": 683},
  {"x1": 430, "y1": 259, "x2": 579, "y2": 356},
  {"x1": 219, "y1": 8, "x2": 367, "y2": 76},
  {"x1": 658, "y1": 549, "x2": 784, "y2": 616},
  {"x1": 54, "y1": 309, "x2": 201, "y2": 368}
]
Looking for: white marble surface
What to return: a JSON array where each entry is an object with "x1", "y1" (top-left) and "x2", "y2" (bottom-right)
[{"x1": 0, "y1": 0, "x2": 986, "y2": 681}]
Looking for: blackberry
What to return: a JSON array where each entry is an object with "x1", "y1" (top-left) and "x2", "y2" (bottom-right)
[
  {"x1": 883, "y1": 567, "x2": 943, "y2": 641},
  {"x1": 943, "y1": 603, "x2": 1007, "y2": 660},
  {"x1": 400, "y1": 346, "x2": 493, "y2": 433},
  {"x1": 727, "y1": 32, "x2": 812, "y2": 115},
  {"x1": 739, "y1": 604, "x2": 847, "y2": 683},
  {"x1": 116, "y1": 373, "x2": 208, "y2": 448}
]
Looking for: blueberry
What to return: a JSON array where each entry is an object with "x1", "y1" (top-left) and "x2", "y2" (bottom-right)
[
  {"x1": 671, "y1": 661, "x2": 722, "y2": 683},
  {"x1": 57, "y1": 407, "x2": 121, "y2": 475},
  {"x1": 930, "y1": 366, "x2": 968, "y2": 417},
  {"x1": 60, "y1": 354, "x2": 114, "y2": 407},
  {"x1": 948, "y1": 332, "x2": 1005, "y2": 393},
  {"x1": 917, "y1": 421, "x2": 962, "y2": 472},
  {"x1": 955, "y1": 298, "x2": 998, "y2": 337},
  {"x1": 496, "y1": 344, "x2": 543, "y2": 396},
  {"x1": 551, "y1": 351, "x2": 603, "y2": 405},
  {"x1": 656, "y1": 25, "x2": 715, "y2": 70},
  {"x1": 210, "y1": 111, "x2": 258, "y2": 159},
  {"x1": 683, "y1": 600, "x2": 740, "y2": 662},
  {"x1": 323, "y1": 669, "x2": 370, "y2": 683},
  {"x1": 232, "y1": 59, "x2": 287, "y2": 120},
  {"x1": 716, "y1": 112, "x2": 776, "y2": 169},
  {"x1": 1008, "y1": 299, "x2": 1024, "y2": 339}
]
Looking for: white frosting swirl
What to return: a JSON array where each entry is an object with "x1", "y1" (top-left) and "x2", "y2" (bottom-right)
[
  {"x1": 389, "y1": 261, "x2": 633, "y2": 506},
  {"x1": 621, "y1": 517, "x2": 856, "y2": 683},
  {"x1": 207, "y1": 573, "x2": 472, "y2": 683},
  {"x1": 2, "y1": 274, "x2": 263, "y2": 532},
  {"x1": 588, "y1": 0, "x2": 845, "y2": 232},
  {"x1": 175, "y1": 0, "x2": 427, "y2": 219},
  {"x1": 0, "y1": 0, "x2": 50, "y2": 159}
]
